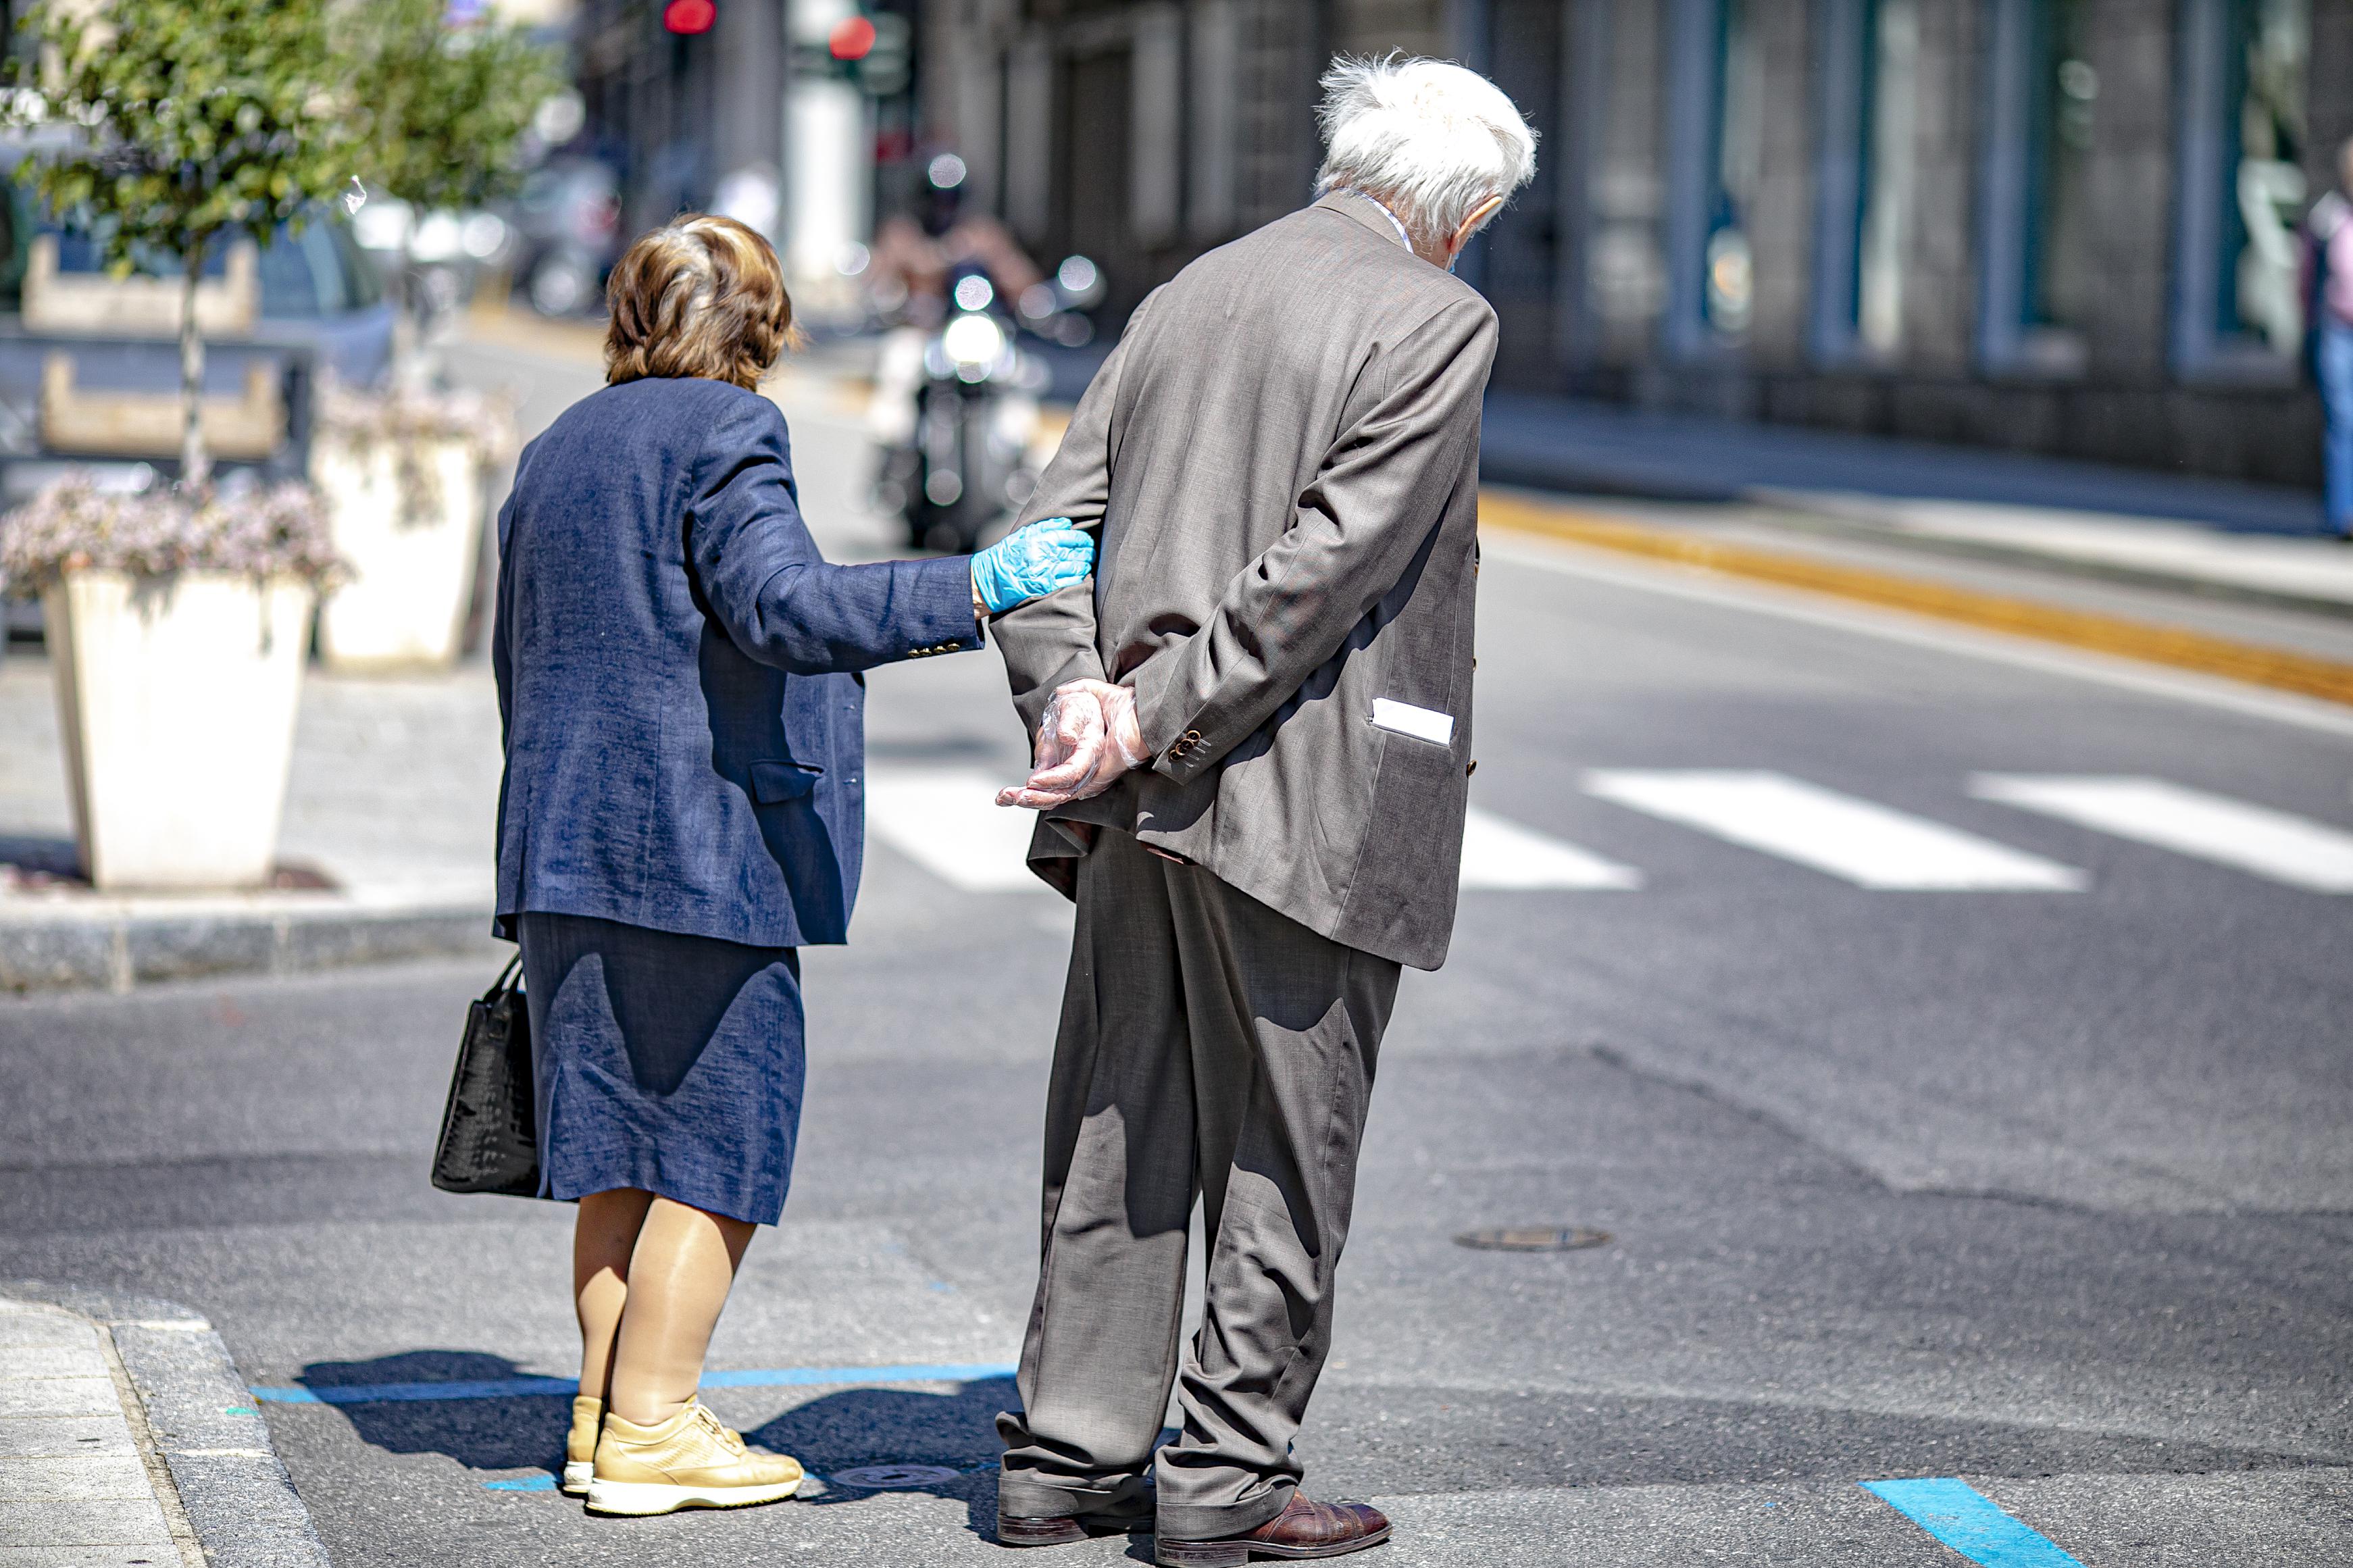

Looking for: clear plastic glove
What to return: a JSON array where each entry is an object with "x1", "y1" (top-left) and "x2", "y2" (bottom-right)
[
  {"x1": 996, "y1": 678, "x2": 1149, "y2": 809},
  {"x1": 970, "y1": 518, "x2": 1094, "y2": 616}
]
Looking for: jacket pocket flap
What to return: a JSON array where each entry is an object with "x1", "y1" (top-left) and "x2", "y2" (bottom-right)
[{"x1": 751, "y1": 759, "x2": 824, "y2": 803}]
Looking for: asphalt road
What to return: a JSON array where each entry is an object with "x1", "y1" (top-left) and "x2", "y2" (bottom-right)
[{"x1": 3, "y1": 335, "x2": 2350, "y2": 1565}]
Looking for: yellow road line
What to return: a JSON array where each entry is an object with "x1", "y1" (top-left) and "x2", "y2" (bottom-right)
[{"x1": 1477, "y1": 490, "x2": 2353, "y2": 709}]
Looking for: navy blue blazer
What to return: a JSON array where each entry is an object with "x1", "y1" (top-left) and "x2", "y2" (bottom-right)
[{"x1": 491, "y1": 376, "x2": 981, "y2": 948}]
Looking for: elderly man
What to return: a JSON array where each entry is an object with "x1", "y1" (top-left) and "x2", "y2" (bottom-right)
[{"x1": 985, "y1": 55, "x2": 1536, "y2": 1565}]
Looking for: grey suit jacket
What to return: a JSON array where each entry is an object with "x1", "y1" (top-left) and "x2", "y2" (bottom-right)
[{"x1": 992, "y1": 192, "x2": 1497, "y2": 971}]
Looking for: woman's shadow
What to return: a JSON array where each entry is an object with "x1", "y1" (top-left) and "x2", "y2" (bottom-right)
[{"x1": 300, "y1": 1353, "x2": 1100, "y2": 1546}]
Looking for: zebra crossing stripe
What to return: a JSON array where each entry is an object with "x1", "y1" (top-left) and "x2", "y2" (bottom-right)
[
  {"x1": 1863, "y1": 1477, "x2": 2086, "y2": 1567},
  {"x1": 1970, "y1": 775, "x2": 2353, "y2": 893},
  {"x1": 1582, "y1": 769, "x2": 2087, "y2": 890},
  {"x1": 1460, "y1": 808, "x2": 1642, "y2": 889},
  {"x1": 865, "y1": 770, "x2": 1638, "y2": 892},
  {"x1": 864, "y1": 769, "x2": 1041, "y2": 891}
]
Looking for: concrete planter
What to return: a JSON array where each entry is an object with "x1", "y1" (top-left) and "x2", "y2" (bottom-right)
[
  {"x1": 45, "y1": 570, "x2": 313, "y2": 890},
  {"x1": 315, "y1": 436, "x2": 482, "y2": 671}
]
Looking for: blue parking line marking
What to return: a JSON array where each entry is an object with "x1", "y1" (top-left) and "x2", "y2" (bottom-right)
[
  {"x1": 1863, "y1": 1477, "x2": 2086, "y2": 1567},
  {"x1": 251, "y1": 1362, "x2": 1017, "y2": 1406},
  {"x1": 482, "y1": 1475, "x2": 559, "y2": 1492}
]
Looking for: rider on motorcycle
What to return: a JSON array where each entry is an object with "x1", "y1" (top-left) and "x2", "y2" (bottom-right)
[{"x1": 863, "y1": 153, "x2": 1045, "y2": 452}]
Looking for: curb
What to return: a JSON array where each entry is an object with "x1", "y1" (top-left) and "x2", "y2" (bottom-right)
[
  {"x1": 4, "y1": 1282, "x2": 333, "y2": 1568},
  {"x1": 1746, "y1": 487, "x2": 2353, "y2": 621},
  {"x1": 0, "y1": 901, "x2": 499, "y2": 993},
  {"x1": 1477, "y1": 491, "x2": 2353, "y2": 710}
]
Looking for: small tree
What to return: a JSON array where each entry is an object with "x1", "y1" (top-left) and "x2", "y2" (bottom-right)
[
  {"x1": 339, "y1": 0, "x2": 559, "y2": 382},
  {"x1": 11, "y1": 0, "x2": 353, "y2": 490}
]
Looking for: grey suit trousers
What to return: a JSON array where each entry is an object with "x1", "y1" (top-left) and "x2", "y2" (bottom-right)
[{"x1": 995, "y1": 828, "x2": 1401, "y2": 1540}]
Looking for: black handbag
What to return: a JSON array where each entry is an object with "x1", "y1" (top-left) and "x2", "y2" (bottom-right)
[{"x1": 430, "y1": 953, "x2": 540, "y2": 1196}]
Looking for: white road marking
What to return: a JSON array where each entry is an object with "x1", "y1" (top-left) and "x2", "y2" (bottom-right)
[
  {"x1": 1460, "y1": 808, "x2": 1641, "y2": 889},
  {"x1": 865, "y1": 769, "x2": 1040, "y2": 890},
  {"x1": 867, "y1": 770, "x2": 1638, "y2": 892},
  {"x1": 1582, "y1": 769, "x2": 2088, "y2": 890},
  {"x1": 1971, "y1": 775, "x2": 2353, "y2": 893}
]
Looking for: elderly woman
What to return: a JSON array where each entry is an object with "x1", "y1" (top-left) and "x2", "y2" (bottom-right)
[{"x1": 490, "y1": 215, "x2": 1089, "y2": 1517}]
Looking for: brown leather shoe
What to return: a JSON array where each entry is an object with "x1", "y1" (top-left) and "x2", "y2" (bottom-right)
[
  {"x1": 1155, "y1": 1495, "x2": 1391, "y2": 1565},
  {"x1": 997, "y1": 1501, "x2": 1155, "y2": 1547}
]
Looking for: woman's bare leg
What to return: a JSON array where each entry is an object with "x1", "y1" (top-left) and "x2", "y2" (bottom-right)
[
  {"x1": 574, "y1": 1188, "x2": 655, "y2": 1402},
  {"x1": 606, "y1": 1196, "x2": 755, "y2": 1426}
]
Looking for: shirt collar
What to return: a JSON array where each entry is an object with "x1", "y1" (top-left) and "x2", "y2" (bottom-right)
[{"x1": 1329, "y1": 187, "x2": 1412, "y2": 250}]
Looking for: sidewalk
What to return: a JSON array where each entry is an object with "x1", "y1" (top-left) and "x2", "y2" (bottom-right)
[
  {"x1": 0, "y1": 1288, "x2": 328, "y2": 1567},
  {"x1": 1478, "y1": 393, "x2": 2353, "y2": 615}
]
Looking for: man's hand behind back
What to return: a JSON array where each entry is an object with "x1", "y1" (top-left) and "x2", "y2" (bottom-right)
[{"x1": 996, "y1": 679, "x2": 1148, "y2": 809}]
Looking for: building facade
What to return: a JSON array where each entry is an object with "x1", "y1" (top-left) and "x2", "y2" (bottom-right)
[{"x1": 922, "y1": 0, "x2": 2340, "y2": 490}]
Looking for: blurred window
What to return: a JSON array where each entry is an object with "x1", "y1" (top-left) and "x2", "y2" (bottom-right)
[
  {"x1": 2024, "y1": 0, "x2": 2096, "y2": 332},
  {"x1": 2167, "y1": 0, "x2": 2310, "y2": 378},
  {"x1": 257, "y1": 228, "x2": 326, "y2": 317},
  {"x1": 1854, "y1": 0, "x2": 1919, "y2": 356},
  {"x1": 0, "y1": 173, "x2": 24, "y2": 311},
  {"x1": 1702, "y1": 0, "x2": 1763, "y2": 339},
  {"x1": 328, "y1": 220, "x2": 384, "y2": 311},
  {"x1": 1477, "y1": 0, "x2": 1566, "y2": 387},
  {"x1": 2221, "y1": 0, "x2": 2307, "y2": 354}
]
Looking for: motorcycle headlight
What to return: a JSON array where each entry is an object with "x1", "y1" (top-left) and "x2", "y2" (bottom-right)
[{"x1": 942, "y1": 312, "x2": 1007, "y2": 373}]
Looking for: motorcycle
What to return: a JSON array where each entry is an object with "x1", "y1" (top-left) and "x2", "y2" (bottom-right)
[{"x1": 872, "y1": 257, "x2": 1100, "y2": 553}]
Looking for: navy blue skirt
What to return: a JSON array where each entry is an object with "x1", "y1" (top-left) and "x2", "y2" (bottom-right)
[{"x1": 517, "y1": 913, "x2": 805, "y2": 1226}]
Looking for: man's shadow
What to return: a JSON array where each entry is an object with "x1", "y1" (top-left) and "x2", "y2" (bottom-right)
[
  {"x1": 744, "y1": 1376, "x2": 1019, "y2": 1541},
  {"x1": 302, "y1": 1355, "x2": 1073, "y2": 1546}
]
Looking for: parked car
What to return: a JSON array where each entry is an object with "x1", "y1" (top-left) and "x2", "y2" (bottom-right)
[{"x1": 0, "y1": 175, "x2": 396, "y2": 390}]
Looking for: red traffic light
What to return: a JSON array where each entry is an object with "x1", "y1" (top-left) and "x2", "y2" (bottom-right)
[
  {"x1": 662, "y1": 0, "x2": 715, "y2": 35},
  {"x1": 828, "y1": 16, "x2": 876, "y2": 60}
]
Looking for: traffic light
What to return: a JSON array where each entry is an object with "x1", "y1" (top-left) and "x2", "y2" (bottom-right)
[
  {"x1": 828, "y1": 16, "x2": 875, "y2": 61},
  {"x1": 792, "y1": 7, "x2": 909, "y2": 95},
  {"x1": 662, "y1": 0, "x2": 715, "y2": 36}
]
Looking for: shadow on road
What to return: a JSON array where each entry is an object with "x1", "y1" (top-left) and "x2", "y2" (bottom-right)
[
  {"x1": 299, "y1": 1351, "x2": 568, "y2": 1474},
  {"x1": 299, "y1": 1355, "x2": 1039, "y2": 1542},
  {"x1": 747, "y1": 1375, "x2": 1017, "y2": 1541}
]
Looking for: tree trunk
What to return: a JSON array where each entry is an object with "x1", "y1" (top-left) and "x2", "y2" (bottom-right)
[{"x1": 178, "y1": 245, "x2": 208, "y2": 490}]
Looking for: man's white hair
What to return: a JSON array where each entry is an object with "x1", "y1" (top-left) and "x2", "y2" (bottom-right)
[{"x1": 1314, "y1": 54, "x2": 1538, "y2": 253}]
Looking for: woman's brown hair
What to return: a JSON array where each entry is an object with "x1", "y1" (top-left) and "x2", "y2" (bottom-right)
[{"x1": 603, "y1": 215, "x2": 797, "y2": 390}]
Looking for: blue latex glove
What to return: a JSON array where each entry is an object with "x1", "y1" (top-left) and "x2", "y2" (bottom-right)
[{"x1": 971, "y1": 518, "x2": 1095, "y2": 615}]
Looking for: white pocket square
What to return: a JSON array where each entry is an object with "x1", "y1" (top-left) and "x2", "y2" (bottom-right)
[{"x1": 1369, "y1": 699, "x2": 1454, "y2": 746}]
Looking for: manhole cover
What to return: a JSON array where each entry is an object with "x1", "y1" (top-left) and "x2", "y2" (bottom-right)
[
  {"x1": 828, "y1": 1464, "x2": 963, "y2": 1490},
  {"x1": 1453, "y1": 1225, "x2": 1611, "y2": 1253}
]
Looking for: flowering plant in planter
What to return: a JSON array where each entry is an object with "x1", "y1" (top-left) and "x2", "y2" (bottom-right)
[
  {"x1": 1, "y1": 476, "x2": 347, "y2": 892},
  {"x1": 310, "y1": 380, "x2": 514, "y2": 669},
  {"x1": 315, "y1": 380, "x2": 517, "y2": 529},
  {"x1": 0, "y1": 476, "x2": 345, "y2": 590}
]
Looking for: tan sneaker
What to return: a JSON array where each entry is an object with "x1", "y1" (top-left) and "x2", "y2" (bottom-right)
[
  {"x1": 561, "y1": 1394, "x2": 603, "y2": 1496},
  {"x1": 584, "y1": 1398, "x2": 803, "y2": 1515}
]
